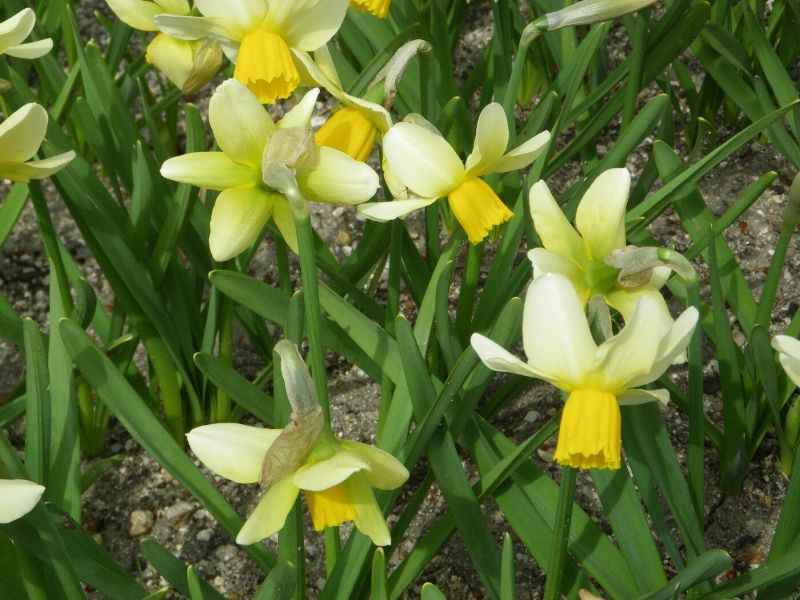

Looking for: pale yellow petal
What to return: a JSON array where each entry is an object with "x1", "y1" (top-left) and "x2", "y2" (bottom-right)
[
  {"x1": 528, "y1": 180, "x2": 586, "y2": 263},
  {"x1": 575, "y1": 168, "x2": 630, "y2": 261},
  {"x1": 464, "y1": 102, "x2": 509, "y2": 177},
  {"x1": 273, "y1": 197, "x2": 299, "y2": 253},
  {"x1": 161, "y1": 152, "x2": 257, "y2": 190},
  {"x1": 5, "y1": 39, "x2": 53, "y2": 59},
  {"x1": 348, "y1": 475, "x2": 391, "y2": 546},
  {"x1": 236, "y1": 477, "x2": 300, "y2": 544},
  {"x1": 209, "y1": 79, "x2": 274, "y2": 166},
  {"x1": 358, "y1": 198, "x2": 438, "y2": 221},
  {"x1": 279, "y1": 87, "x2": 319, "y2": 129},
  {"x1": 471, "y1": 333, "x2": 551, "y2": 381},
  {"x1": 0, "y1": 479, "x2": 44, "y2": 523},
  {"x1": 0, "y1": 103, "x2": 47, "y2": 163},
  {"x1": 0, "y1": 8, "x2": 35, "y2": 52},
  {"x1": 492, "y1": 131, "x2": 550, "y2": 173},
  {"x1": 146, "y1": 33, "x2": 194, "y2": 89},
  {"x1": 0, "y1": 152, "x2": 75, "y2": 183},
  {"x1": 774, "y1": 335, "x2": 800, "y2": 388},
  {"x1": 340, "y1": 440, "x2": 409, "y2": 490},
  {"x1": 105, "y1": 0, "x2": 160, "y2": 30},
  {"x1": 186, "y1": 423, "x2": 281, "y2": 483},
  {"x1": 292, "y1": 450, "x2": 369, "y2": 491},
  {"x1": 209, "y1": 184, "x2": 277, "y2": 261},
  {"x1": 298, "y1": 147, "x2": 378, "y2": 205},
  {"x1": 282, "y1": 0, "x2": 349, "y2": 51}
]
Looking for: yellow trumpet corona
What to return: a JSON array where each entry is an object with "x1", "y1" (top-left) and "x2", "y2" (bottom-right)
[
  {"x1": 315, "y1": 106, "x2": 378, "y2": 163},
  {"x1": 350, "y1": 0, "x2": 392, "y2": 19}
]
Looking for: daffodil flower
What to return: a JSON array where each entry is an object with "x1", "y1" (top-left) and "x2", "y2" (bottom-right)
[
  {"x1": 773, "y1": 335, "x2": 800, "y2": 387},
  {"x1": 529, "y1": 168, "x2": 673, "y2": 325},
  {"x1": 295, "y1": 48, "x2": 392, "y2": 163},
  {"x1": 105, "y1": 0, "x2": 223, "y2": 94},
  {"x1": 155, "y1": 0, "x2": 349, "y2": 104},
  {"x1": 350, "y1": 0, "x2": 392, "y2": 19},
  {"x1": 187, "y1": 340, "x2": 408, "y2": 545},
  {"x1": 0, "y1": 8, "x2": 52, "y2": 60},
  {"x1": 0, "y1": 103, "x2": 76, "y2": 183},
  {"x1": 471, "y1": 273, "x2": 698, "y2": 469},
  {"x1": 0, "y1": 479, "x2": 45, "y2": 524},
  {"x1": 160, "y1": 79, "x2": 379, "y2": 260},
  {"x1": 359, "y1": 104, "x2": 550, "y2": 244}
]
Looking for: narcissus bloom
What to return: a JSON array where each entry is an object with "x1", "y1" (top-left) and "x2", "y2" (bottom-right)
[
  {"x1": 105, "y1": 0, "x2": 223, "y2": 94},
  {"x1": 529, "y1": 169, "x2": 672, "y2": 325},
  {"x1": 155, "y1": 0, "x2": 348, "y2": 103},
  {"x1": 160, "y1": 79, "x2": 379, "y2": 260},
  {"x1": 0, "y1": 479, "x2": 45, "y2": 524},
  {"x1": 0, "y1": 103, "x2": 75, "y2": 183},
  {"x1": 359, "y1": 104, "x2": 550, "y2": 244},
  {"x1": 471, "y1": 273, "x2": 697, "y2": 469},
  {"x1": 773, "y1": 335, "x2": 800, "y2": 387},
  {"x1": 0, "y1": 8, "x2": 52, "y2": 59},
  {"x1": 350, "y1": 0, "x2": 392, "y2": 19}
]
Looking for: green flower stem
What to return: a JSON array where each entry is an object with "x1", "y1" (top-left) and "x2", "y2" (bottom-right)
[
  {"x1": 293, "y1": 210, "x2": 332, "y2": 431},
  {"x1": 279, "y1": 500, "x2": 306, "y2": 600},
  {"x1": 379, "y1": 221, "x2": 403, "y2": 442},
  {"x1": 212, "y1": 294, "x2": 234, "y2": 423},
  {"x1": 455, "y1": 241, "x2": 483, "y2": 345},
  {"x1": 275, "y1": 236, "x2": 293, "y2": 298},
  {"x1": 543, "y1": 466, "x2": 577, "y2": 600}
]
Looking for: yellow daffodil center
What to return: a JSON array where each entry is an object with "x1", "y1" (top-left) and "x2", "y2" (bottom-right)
[
  {"x1": 315, "y1": 107, "x2": 377, "y2": 163},
  {"x1": 234, "y1": 29, "x2": 300, "y2": 104},
  {"x1": 447, "y1": 177, "x2": 514, "y2": 244},
  {"x1": 554, "y1": 389, "x2": 621, "y2": 470},
  {"x1": 349, "y1": 0, "x2": 392, "y2": 18},
  {"x1": 305, "y1": 482, "x2": 357, "y2": 530}
]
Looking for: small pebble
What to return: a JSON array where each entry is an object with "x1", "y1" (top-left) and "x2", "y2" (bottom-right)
[
  {"x1": 196, "y1": 529, "x2": 212, "y2": 542},
  {"x1": 129, "y1": 509, "x2": 154, "y2": 537}
]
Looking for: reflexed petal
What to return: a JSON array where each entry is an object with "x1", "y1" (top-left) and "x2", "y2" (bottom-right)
[
  {"x1": 349, "y1": 475, "x2": 391, "y2": 546},
  {"x1": 340, "y1": 440, "x2": 409, "y2": 490},
  {"x1": 273, "y1": 197, "x2": 299, "y2": 253},
  {"x1": 0, "y1": 479, "x2": 45, "y2": 524},
  {"x1": 105, "y1": 0, "x2": 161, "y2": 30},
  {"x1": 527, "y1": 248, "x2": 585, "y2": 288},
  {"x1": 0, "y1": 152, "x2": 76, "y2": 183},
  {"x1": 625, "y1": 306, "x2": 698, "y2": 389},
  {"x1": 774, "y1": 335, "x2": 800, "y2": 387},
  {"x1": 605, "y1": 284, "x2": 672, "y2": 325},
  {"x1": 575, "y1": 168, "x2": 630, "y2": 261},
  {"x1": 491, "y1": 130, "x2": 550, "y2": 174},
  {"x1": 209, "y1": 79, "x2": 274, "y2": 166},
  {"x1": 594, "y1": 295, "x2": 664, "y2": 392},
  {"x1": 554, "y1": 389, "x2": 621, "y2": 470},
  {"x1": 528, "y1": 180, "x2": 586, "y2": 262},
  {"x1": 160, "y1": 152, "x2": 257, "y2": 190},
  {"x1": 650, "y1": 265, "x2": 671, "y2": 289},
  {"x1": 279, "y1": 87, "x2": 320, "y2": 129},
  {"x1": 154, "y1": 14, "x2": 237, "y2": 42},
  {"x1": 0, "y1": 103, "x2": 47, "y2": 163},
  {"x1": 383, "y1": 122, "x2": 464, "y2": 198},
  {"x1": 0, "y1": 9, "x2": 35, "y2": 52},
  {"x1": 293, "y1": 450, "x2": 369, "y2": 491},
  {"x1": 298, "y1": 147, "x2": 378, "y2": 204},
  {"x1": 522, "y1": 274, "x2": 596, "y2": 390},
  {"x1": 344, "y1": 94, "x2": 393, "y2": 134},
  {"x1": 236, "y1": 477, "x2": 300, "y2": 544},
  {"x1": 464, "y1": 103, "x2": 509, "y2": 177},
  {"x1": 618, "y1": 388, "x2": 669, "y2": 406},
  {"x1": 186, "y1": 423, "x2": 281, "y2": 483},
  {"x1": 358, "y1": 197, "x2": 438, "y2": 221},
  {"x1": 283, "y1": 0, "x2": 349, "y2": 50},
  {"x1": 145, "y1": 34, "x2": 194, "y2": 90},
  {"x1": 5, "y1": 39, "x2": 53, "y2": 59},
  {"x1": 470, "y1": 333, "x2": 548, "y2": 380},
  {"x1": 195, "y1": 0, "x2": 266, "y2": 29},
  {"x1": 209, "y1": 184, "x2": 277, "y2": 261}
]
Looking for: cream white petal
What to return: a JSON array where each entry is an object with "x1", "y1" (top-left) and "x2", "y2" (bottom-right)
[
  {"x1": 195, "y1": 0, "x2": 266, "y2": 29},
  {"x1": 349, "y1": 475, "x2": 391, "y2": 546},
  {"x1": 0, "y1": 8, "x2": 35, "y2": 52},
  {"x1": 236, "y1": 477, "x2": 300, "y2": 544},
  {"x1": 160, "y1": 152, "x2": 257, "y2": 190},
  {"x1": 292, "y1": 450, "x2": 369, "y2": 491},
  {"x1": 773, "y1": 335, "x2": 800, "y2": 387},
  {"x1": 209, "y1": 184, "x2": 277, "y2": 261},
  {"x1": 527, "y1": 248, "x2": 585, "y2": 287},
  {"x1": 154, "y1": 0, "x2": 190, "y2": 14},
  {"x1": 522, "y1": 274, "x2": 597, "y2": 390},
  {"x1": 464, "y1": 103, "x2": 509, "y2": 177},
  {"x1": 186, "y1": 423, "x2": 281, "y2": 484},
  {"x1": 154, "y1": 14, "x2": 237, "y2": 42},
  {"x1": 491, "y1": 131, "x2": 551, "y2": 173},
  {"x1": 282, "y1": 0, "x2": 348, "y2": 51},
  {"x1": 278, "y1": 87, "x2": 320, "y2": 129},
  {"x1": 358, "y1": 197, "x2": 438, "y2": 221},
  {"x1": 383, "y1": 122, "x2": 465, "y2": 199},
  {"x1": 5, "y1": 39, "x2": 53, "y2": 59},
  {"x1": 575, "y1": 168, "x2": 630, "y2": 261},
  {"x1": 0, "y1": 103, "x2": 47, "y2": 163},
  {"x1": 312, "y1": 44, "x2": 343, "y2": 89},
  {"x1": 210, "y1": 79, "x2": 274, "y2": 167},
  {"x1": 145, "y1": 34, "x2": 194, "y2": 90},
  {"x1": 340, "y1": 440, "x2": 409, "y2": 490},
  {"x1": 0, "y1": 152, "x2": 76, "y2": 183},
  {"x1": 0, "y1": 479, "x2": 45, "y2": 524},
  {"x1": 298, "y1": 147, "x2": 378, "y2": 205},
  {"x1": 528, "y1": 180, "x2": 586, "y2": 262},
  {"x1": 470, "y1": 333, "x2": 551, "y2": 381},
  {"x1": 617, "y1": 388, "x2": 669, "y2": 406},
  {"x1": 625, "y1": 306, "x2": 699, "y2": 389},
  {"x1": 272, "y1": 198, "x2": 299, "y2": 253},
  {"x1": 105, "y1": 0, "x2": 161, "y2": 30},
  {"x1": 649, "y1": 265, "x2": 672, "y2": 289}
]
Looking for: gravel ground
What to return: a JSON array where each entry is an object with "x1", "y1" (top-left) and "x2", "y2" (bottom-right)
[{"x1": 2, "y1": 1, "x2": 800, "y2": 598}]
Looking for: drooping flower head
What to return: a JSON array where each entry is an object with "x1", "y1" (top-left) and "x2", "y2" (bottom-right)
[
  {"x1": 0, "y1": 8, "x2": 52, "y2": 60},
  {"x1": 529, "y1": 168, "x2": 676, "y2": 326},
  {"x1": 160, "y1": 79, "x2": 379, "y2": 261},
  {"x1": 105, "y1": 0, "x2": 223, "y2": 94},
  {"x1": 471, "y1": 273, "x2": 697, "y2": 469},
  {"x1": 359, "y1": 104, "x2": 550, "y2": 244},
  {"x1": 187, "y1": 341, "x2": 409, "y2": 545},
  {"x1": 155, "y1": 0, "x2": 349, "y2": 103},
  {"x1": 0, "y1": 479, "x2": 45, "y2": 523},
  {"x1": 0, "y1": 103, "x2": 75, "y2": 183},
  {"x1": 349, "y1": 0, "x2": 392, "y2": 19}
]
